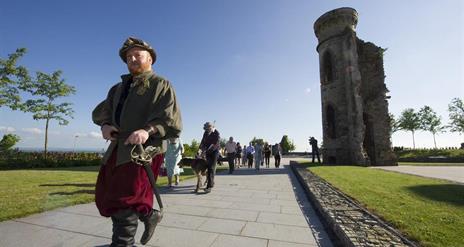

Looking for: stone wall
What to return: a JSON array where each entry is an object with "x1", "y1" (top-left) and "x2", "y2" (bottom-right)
[{"x1": 357, "y1": 39, "x2": 397, "y2": 165}]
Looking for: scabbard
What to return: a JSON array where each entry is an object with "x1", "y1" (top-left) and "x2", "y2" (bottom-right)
[
  {"x1": 142, "y1": 162, "x2": 164, "y2": 211},
  {"x1": 112, "y1": 131, "x2": 164, "y2": 211}
]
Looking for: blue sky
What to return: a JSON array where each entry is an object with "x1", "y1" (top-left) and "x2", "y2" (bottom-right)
[{"x1": 0, "y1": 0, "x2": 463, "y2": 151}]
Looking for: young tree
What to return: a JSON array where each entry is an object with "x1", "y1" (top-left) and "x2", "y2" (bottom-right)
[
  {"x1": 0, "y1": 134, "x2": 20, "y2": 152},
  {"x1": 183, "y1": 139, "x2": 199, "y2": 157},
  {"x1": 280, "y1": 135, "x2": 296, "y2": 154},
  {"x1": 219, "y1": 137, "x2": 227, "y2": 148},
  {"x1": 418, "y1": 106, "x2": 445, "y2": 148},
  {"x1": 0, "y1": 48, "x2": 30, "y2": 110},
  {"x1": 22, "y1": 70, "x2": 75, "y2": 157},
  {"x1": 397, "y1": 108, "x2": 421, "y2": 148},
  {"x1": 448, "y1": 97, "x2": 464, "y2": 134},
  {"x1": 250, "y1": 137, "x2": 264, "y2": 146}
]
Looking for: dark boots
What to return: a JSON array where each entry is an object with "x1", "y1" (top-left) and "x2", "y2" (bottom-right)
[
  {"x1": 139, "y1": 209, "x2": 163, "y2": 245},
  {"x1": 110, "y1": 209, "x2": 138, "y2": 247}
]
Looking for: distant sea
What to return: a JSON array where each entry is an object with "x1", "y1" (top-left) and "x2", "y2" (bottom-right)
[{"x1": 17, "y1": 147, "x2": 105, "y2": 153}]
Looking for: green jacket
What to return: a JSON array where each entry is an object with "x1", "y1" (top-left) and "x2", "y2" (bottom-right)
[{"x1": 92, "y1": 71, "x2": 182, "y2": 166}]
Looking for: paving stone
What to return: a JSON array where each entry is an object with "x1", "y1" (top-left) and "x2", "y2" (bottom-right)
[
  {"x1": 163, "y1": 194, "x2": 224, "y2": 201},
  {"x1": 206, "y1": 208, "x2": 259, "y2": 221},
  {"x1": 17, "y1": 210, "x2": 109, "y2": 236},
  {"x1": 268, "y1": 239, "x2": 318, "y2": 247},
  {"x1": 159, "y1": 212, "x2": 207, "y2": 230},
  {"x1": 213, "y1": 190, "x2": 253, "y2": 198},
  {"x1": 251, "y1": 192, "x2": 277, "y2": 199},
  {"x1": 77, "y1": 236, "x2": 112, "y2": 246},
  {"x1": 257, "y1": 212, "x2": 309, "y2": 227},
  {"x1": 241, "y1": 222, "x2": 314, "y2": 244},
  {"x1": 270, "y1": 199, "x2": 300, "y2": 207},
  {"x1": 220, "y1": 195, "x2": 271, "y2": 205},
  {"x1": 197, "y1": 217, "x2": 246, "y2": 235},
  {"x1": 163, "y1": 204, "x2": 213, "y2": 216},
  {"x1": 276, "y1": 194, "x2": 297, "y2": 201},
  {"x1": 163, "y1": 198, "x2": 234, "y2": 209},
  {"x1": 57, "y1": 202, "x2": 101, "y2": 217},
  {"x1": 280, "y1": 205, "x2": 303, "y2": 215},
  {"x1": 0, "y1": 221, "x2": 44, "y2": 246},
  {"x1": 6, "y1": 226, "x2": 93, "y2": 247},
  {"x1": 229, "y1": 202, "x2": 282, "y2": 213},
  {"x1": 147, "y1": 226, "x2": 218, "y2": 247},
  {"x1": 239, "y1": 189, "x2": 271, "y2": 194},
  {"x1": 210, "y1": 234, "x2": 268, "y2": 247}
]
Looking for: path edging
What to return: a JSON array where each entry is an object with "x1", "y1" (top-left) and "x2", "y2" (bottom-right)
[{"x1": 289, "y1": 161, "x2": 417, "y2": 247}]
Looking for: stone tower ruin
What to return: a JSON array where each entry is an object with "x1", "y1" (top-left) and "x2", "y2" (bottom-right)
[{"x1": 314, "y1": 7, "x2": 396, "y2": 166}]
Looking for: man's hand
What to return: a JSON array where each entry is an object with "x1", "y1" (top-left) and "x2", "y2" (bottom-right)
[
  {"x1": 101, "y1": 124, "x2": 119, "y2": 141},
  {"x1": 124, "y1": 129, "x2": 149, "y2": 145}
]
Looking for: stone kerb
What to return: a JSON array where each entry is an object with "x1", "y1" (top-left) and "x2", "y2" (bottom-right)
[{"x1": 289, "y1": 161, "x2": 417, "y2": 247}]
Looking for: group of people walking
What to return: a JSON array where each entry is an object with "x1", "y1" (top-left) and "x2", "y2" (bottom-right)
[{"x1": 223, "y1": 138, "x2": 283, "y2": 173}]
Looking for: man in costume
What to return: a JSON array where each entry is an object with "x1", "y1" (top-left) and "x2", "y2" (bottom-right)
[
  {"x1": 199, "y1": 122, "x2": 220, "y2": 193},
  {"x1": 92, "y1": 37, "x2": 182, "y2": 246}
]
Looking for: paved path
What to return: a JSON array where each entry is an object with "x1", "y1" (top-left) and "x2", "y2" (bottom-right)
[
  {"x1": 372, "y1": 165, "x2": 464, "y2": 183},
  {"x1": 0, "y1": 158, "x2": 333, "y2": 247}
]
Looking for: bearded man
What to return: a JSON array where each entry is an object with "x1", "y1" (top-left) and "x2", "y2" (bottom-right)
[{"x1": 92, "y1": 37, "x2": 182, "y2": 246}]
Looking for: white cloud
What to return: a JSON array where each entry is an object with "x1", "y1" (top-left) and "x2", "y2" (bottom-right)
[
  {"x1": 74, "y1": 131, "x2": 102, "y2": 139},
  {"x1": 22, "y1": 128, "x2": 43, "y2": 135},
  {"x1": 89, "y1": 131, "x2": 102, "y2": 139},
  {"x1": 0, "y1": 126, "x2": 16, "y2": 132}
]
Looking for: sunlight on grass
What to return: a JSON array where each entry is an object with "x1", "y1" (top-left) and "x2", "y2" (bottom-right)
[
  {"x1": 0, "y1": 165, "x2": 218, "y2": 222},
  {"x1": 301, "y1": 163, "x2": 464, "y2": 247}
]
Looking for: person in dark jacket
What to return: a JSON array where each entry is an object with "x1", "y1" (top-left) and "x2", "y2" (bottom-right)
[
  {"x1": 272, "y1": 143, "x2": 282, "y2": 168},
  {"x1": 263, "y1": 143, "x2": 271, "y2": 168},
  {"x1": 199, "y1": 122, "x2": 220, "y2": 193},
  {"x1": 309, "y1": 137, "x2": 321, "y2": 163}
]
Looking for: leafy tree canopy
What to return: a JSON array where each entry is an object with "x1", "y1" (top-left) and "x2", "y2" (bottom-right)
[
  {"x1": 280, "y1": 135, "x2": 296, "y2": 153},
  {"x1": 0, "y1": 48, "x2": 30, "y2": 110},
  {"x1": 0, "y1": 134, "x2": 21, "y2": 152},
  {"x1": 448, "y1": 97, "x2": 464, "y2": 134}
]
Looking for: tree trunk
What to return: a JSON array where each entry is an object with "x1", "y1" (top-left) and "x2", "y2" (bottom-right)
[
  {"x1": 433, "y1": 133, "x2": 437, "y2": 149},
  {"x1": 44, "y1": 118, "x2": 49, "y2": 159},
  {"x1": 412, "y1": 131, "x2": 415, "y2": 149}
]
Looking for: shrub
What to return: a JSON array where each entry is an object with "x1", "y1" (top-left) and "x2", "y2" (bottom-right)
[{"x1": 0, "y1": 150, "x2": 103, "y2": 169}]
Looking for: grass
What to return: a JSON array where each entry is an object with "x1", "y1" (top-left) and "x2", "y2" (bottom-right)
[
  {"x1": 0, "y1": 164, "x2": 231, "y2": 222},
  {"x1": 399, "y1": 162, "x2": 464, "y2": 166},
  {"x1": 301, "y1": 162, "x2": 464, "y2": 247}
]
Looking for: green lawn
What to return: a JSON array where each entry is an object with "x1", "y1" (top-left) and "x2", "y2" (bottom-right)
[
  {"x1": 302, "y1": 163, "x2": 464, "y2": 247},
  {"x1": 399, "y1": 162, "x2": 464, "y2": 166},
  {"x1": 0, "y1": 165, "x2": 221, "y2": 222}
]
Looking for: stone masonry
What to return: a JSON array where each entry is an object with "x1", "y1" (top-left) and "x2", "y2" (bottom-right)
[
  {"x1": 314, "y1": 7, "x2": 396, "y2": 166},
  {"x1": 291, "y1": 162, "x2": 416, "y2": 247}
]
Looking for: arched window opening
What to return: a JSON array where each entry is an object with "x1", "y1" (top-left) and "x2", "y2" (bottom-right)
[
  {"x1": 322, "y1": 51, "x2": 334, "y2": 83},
  {"x1": 326, "y1": 105, "x2": 336, "y2": 139}
]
